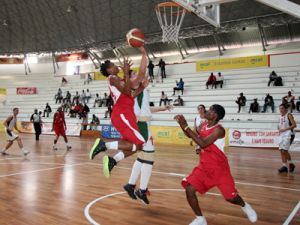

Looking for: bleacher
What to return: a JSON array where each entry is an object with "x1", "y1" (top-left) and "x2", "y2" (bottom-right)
[{"x1": 0, "y1": 63, "x2": 300, "y2": 131}]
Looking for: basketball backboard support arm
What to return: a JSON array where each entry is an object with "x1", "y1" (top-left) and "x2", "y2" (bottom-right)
[{"x1": 173, "y1": 0, "x2": 300, "y2": 27}]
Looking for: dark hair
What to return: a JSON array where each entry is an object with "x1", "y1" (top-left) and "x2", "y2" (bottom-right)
[
  {"x1": 100, "y1": 60, "x2": 111, "y2": 77},
  {"x1": 198, "y1": 104, "x2": 206, "y2": 109},
  {"x1": 13, "y1": 107, "x2": 19, "y2": 112},
  {"x1": 280, "y1": 103, "x2": 288, "y2": 109},
  {"x1": 211, "y1": 104, "x2": 225, "y2": 121}
]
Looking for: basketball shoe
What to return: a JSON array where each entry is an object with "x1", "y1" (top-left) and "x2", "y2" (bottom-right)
[
  {"x1": 102, "y1": 155, "x2": 117, "y2": 178},
  {"x1": 189, "y1": 216, "x2": 207, "y2": 225},
  {"x1": 242, "y1": 202, "x2": 257, "y2": 223},
  {"x1": 135, "y1": 189, "x2": 150, "y2": 205},
  {"x1": 123, "y1": 184, "x2": 137, "y2": 200},
  {"x1": 89, "y1": 138, "x2": 107, "y2": 160}
]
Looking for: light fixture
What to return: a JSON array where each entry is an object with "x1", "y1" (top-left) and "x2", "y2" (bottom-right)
[
  {"x1": 66, "y1": 5, "x2": 72, "y2": 13},
  {"x1": 3, "y1": 19, "x2": 8, "y2": 26}
]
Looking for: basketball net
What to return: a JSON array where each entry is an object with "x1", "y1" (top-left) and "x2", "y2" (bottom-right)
[{"x1": 155, "y1": 2, "x2": 187, "y2": 43}]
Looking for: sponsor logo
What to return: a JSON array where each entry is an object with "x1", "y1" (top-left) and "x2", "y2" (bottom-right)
[
  {"x1": 230, "y1": 139, "x2": 244, "y2": 145},
  {"x1": 16, "y1": 87, "x2": 37, "y2": 95},
  {"x1": 232, "y1": 130, "x2": 241, "y2": 139}
]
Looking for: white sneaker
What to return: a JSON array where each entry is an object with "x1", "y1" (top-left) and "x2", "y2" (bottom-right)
[
  {"x1": 22, "y1": 149, "x2": 30, "y2": 156},
  {"x1": 189, "y1": 216, "x2": 207, "y2": 225},
  {"x1": 242, "y1": 203, "x2": 257, "y2": 223}
]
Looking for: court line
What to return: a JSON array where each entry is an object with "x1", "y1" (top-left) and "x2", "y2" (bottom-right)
[
  {"x1": 283, "y1": 201, "x2": 300, "y2": 225},
  {"x1": 0, "y1": 162, "x2": 65, "y2": 165},
  {"x1": 0, "y1": 153, "x2": 88, "y2": 161},
  {"x1": 0, "y1": 162, "x2": 87, "y2": 178},
  {"x1": 86, "y1": 163, "x2": 300, "y2": 192},
  {"x1": 84, "y1": 189, "x2": 221, "y2": 225}
]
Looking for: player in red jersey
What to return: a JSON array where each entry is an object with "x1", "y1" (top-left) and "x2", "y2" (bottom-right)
[
  {"x1": 89, "y1": 47, "x2": 148, "y2": 177},
  {"x1": 52, "y1": 107, "x2": 71, "y2": 151},
  {"x1": 175, "y1": 104, "x2": 257, "y2": 225}
]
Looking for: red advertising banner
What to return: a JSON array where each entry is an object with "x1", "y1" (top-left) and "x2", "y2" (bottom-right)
[
  {"x1": 0, "y1": 58, "x2": 23, "y2": 64},
  {"x1": 56, "y1": 52, "x2": 88, "y2": 62},
  {"x1": 16, "y1": 87, "x2": 37, "y2": 95}
]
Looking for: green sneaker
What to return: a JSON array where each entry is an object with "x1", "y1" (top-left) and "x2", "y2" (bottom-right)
[
  {"x1": 89, "y1": 138, "x2": 107, "y2": 160},
  {"x1": 102, "y1": 155, "x2": 117, "y2": 178}
]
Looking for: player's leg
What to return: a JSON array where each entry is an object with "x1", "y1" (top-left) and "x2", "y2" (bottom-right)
[
  {"x1": 16, "y1": 137, "x2": 29, "y2": 156},
  {"x1": 278, "y1": 135, "x2": 291, "y2": 173},
  {"x1": 62, "y1": 134, "x2": 72, "y2": 151},
  {"x1": 285, "y1": 151, "x2": 295, "y2": 172},
  {"x1": 1, "y1": 141, "x2": 13, "y2": 155},
  {"x1": 53, "y1": 134, "x2": 60, "y2": 150}
]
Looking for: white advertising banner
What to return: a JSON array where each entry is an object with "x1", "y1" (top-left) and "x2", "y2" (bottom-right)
[{"x1": 228, "y1": 129, "x2": 279, "y2": 148}]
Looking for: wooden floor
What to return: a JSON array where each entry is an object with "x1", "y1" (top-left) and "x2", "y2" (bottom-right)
[{"x1": 0, "y1": 133, "x2": 299, "y2": 225}]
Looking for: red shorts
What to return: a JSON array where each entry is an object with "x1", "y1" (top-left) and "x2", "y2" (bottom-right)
[
  {"x1": 54, "y1": 126, "x2": 66, "y2": 137},
  {"x1": 182, "y1": 165, "x2": 238, "y2": 200},
  {"x1": 111, "y1": 107, "x2": 145, "y2": 146}
]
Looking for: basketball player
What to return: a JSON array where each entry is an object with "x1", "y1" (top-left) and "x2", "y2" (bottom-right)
[
  {"x1": 277, "y1": 103, "x2": 296, "y2": 173},
  {"x1": 175, "y1": 104, "x2": 257, "y2": 225},
  {"x1": 52, "y1": 107, "x2": 72, "y2": 151},
  {"x1": 191, "y1": 104, "x2": 206, "y2": 153},
  {"x1": 1, "y1": 108, "x2": 30, "y2": 156},
  {"x1": 89, "y1": 47, "x2": 148, "y2": 176}
]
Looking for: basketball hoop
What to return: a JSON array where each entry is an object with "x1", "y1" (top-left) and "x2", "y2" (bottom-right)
[{"x1": 155, "y1": 2, "x2": 187, "y2": 43}]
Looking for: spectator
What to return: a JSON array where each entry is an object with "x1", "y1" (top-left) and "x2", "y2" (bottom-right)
[
  {"x1": 173, "y1": 78, "x2": 184, "y2": 96},
  {"x1": 282, "y1": 91, "x2": 295, "y2": 112},
  {"x1": 262, "y1": 93, "x2": 275, "y2": 113},
  {"x1": 206, "y1": 73, "x2": 216, "y2": 89},
  {"x1": 81, "y1": 111, "x2": 88, "y2": 130},
  {"x1": 63, "y1": 91, "x2": 71, "y2": 104},
  {"x1": 215, "y1": 72, "x2": 224, "y2": 88},
  {"x1": 159, "y1": 91, "x2": 169, "y2": 106},
  {"x1": 55, "y1": 88, "x2": 63, "y2": 104},
  {"x1": 148, "y1": 61, "x2": 155, "y2": 82},
  {"x1": 83, "y1": 103, "x2": 90, "y2": 114},
  {"x1": 62, "y1": 77, "x2": 67, "y2": 86},
  {"x1": 84, "y1": 73, "x2": 93, "y2": 85},
  {"x1": 94, "y1": 93, "x2": 102, "y2": 107},
  {"x1": 296, "y1": 96, "x2": 300, "y2": 112},
  {"x1": 74, "y1": 102, "x2": 82, "y2": 118},
  {"x1": 235, "y1": 93, "x2": 246, "y2": 113},
  {"x1": 90, "y1": 114, "x2": 100, "y2": 130},
  {"x1": 158, "y1": 58, "x2": 166, "y2": 81},
  {"x1": 30, "y1": 109, "x2": 42, "y2": 141},
  {"x1": 104, "y1": 95, "x2": 113, "y2": 118},
  {"x1": 72, "y1": 91, "x2": 80, "y2": 104},
  {"x1": 268, "y1": 71, "x2": 278, "y2": 86},
  {"x1": 81, "y1": 90, "x2": 86, "y2": 104},
  {"x1": 173, "y1": 95, "x2": 184, "y2": 106},
  {"x1": 102, "y1": 92, "x2": 109, "y2": 107},
  {"x1": 192, "y1": 104, "x2": 207, "y2": 150},
  {"x1": 86, "y1": 89, "x2": 91, "y2": 103},
  {"x1": 62, "y1": 101, "x2": 71, "y2": 113},
  {"x1": 248, "y1": 98, "x2": 259, "y2": 113},
  {"x1": 69, "y1": 104, "x2": 77, "y2": 118},
  {"x1": 43, "y1": 103, "x2": 52, "y2": 117}
]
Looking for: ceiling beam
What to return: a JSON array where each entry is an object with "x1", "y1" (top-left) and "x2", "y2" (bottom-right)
[{"x1": 256, "y1": 0, "x2": 300, "y2": 19}]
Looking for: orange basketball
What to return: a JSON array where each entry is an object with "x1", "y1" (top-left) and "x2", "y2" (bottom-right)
[{"x1": 126, "y1": 28, "x2": 145, "y2": 48}]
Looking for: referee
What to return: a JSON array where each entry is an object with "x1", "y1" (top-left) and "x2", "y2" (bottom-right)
[{"x1": 30, "y1": 109, "x2": 42, "y2": 141}]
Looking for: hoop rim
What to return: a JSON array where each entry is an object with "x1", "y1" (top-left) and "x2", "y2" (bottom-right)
[{"x1": 155, "y1": 2, "x2": 188, "y2": 14}]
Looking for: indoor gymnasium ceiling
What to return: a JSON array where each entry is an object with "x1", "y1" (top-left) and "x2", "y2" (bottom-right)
[{"x1": 0, "y1": 0, "x2": 300, "y2": 55}]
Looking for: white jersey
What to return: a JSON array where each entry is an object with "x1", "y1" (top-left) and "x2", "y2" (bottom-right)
[
  {"x1": 8, "y1": 116, "x2": 17, "y2": 130},
  {"x1": 134, "y1": 89, "x2": 152, "y2": 121},
  {"x1": 279, "y1": 113, "x2": 292, "y2": 137},
  {"x1": 195, "y1": 115, "x2": 206, "y2": 131}
]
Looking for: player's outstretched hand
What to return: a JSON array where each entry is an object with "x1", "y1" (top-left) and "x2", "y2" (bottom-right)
[
  {"x1": 122, "y1": 58, "x2": 133, "y2": 75},
  {"x1": 174, "y1": 114, "x2": 188, "y2": 130}
]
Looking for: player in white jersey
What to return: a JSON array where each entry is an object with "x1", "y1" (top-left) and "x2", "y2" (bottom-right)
[
  {"x1": 277, "y1": 104, "x2": 296, "y2": 173},
  {"x1": 1, "y1": 108, "x2": 30, "y2": 156}
]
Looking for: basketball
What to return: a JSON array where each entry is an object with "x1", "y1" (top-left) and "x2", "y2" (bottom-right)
[{"x1": 126, "y1": 28, "x2": 145, "y2": 48}]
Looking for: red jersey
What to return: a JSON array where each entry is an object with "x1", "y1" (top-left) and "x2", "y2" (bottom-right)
[
  {"x1": 54, "y1": 111, "x2": 65, "y2": 128},
  {"x1": 108, "y1": 75, "x2": 134, "y2": 109},
  {"x1": 198, "y1": 122, "x2": 227, "y2": 169}
]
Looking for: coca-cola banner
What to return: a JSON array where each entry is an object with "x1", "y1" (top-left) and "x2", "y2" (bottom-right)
[
  {"x1": 0, "y1": 58, "x2": 23, "y2": 64},
  {"x1": 229, "y1": 129, "x2": 279, "y2": 148},
  {"x1": 16, "y1": 87, "x2": 37, "y2": 95}
]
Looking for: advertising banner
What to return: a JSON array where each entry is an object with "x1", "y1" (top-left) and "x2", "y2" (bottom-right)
[
  {"x1": 0, "y1": 58, "x2": 23, "y2": 64},
  {"x1": 150, "y1": 126, "x2": 190, "y2": 145},
  {"x1": 56, "y1": 52, "x2": 88, "y2": 62},
  {"x1": 101, "y1": 124, "x2": 122, "y2": 139},
  {"x1": 0, "y1": 88, "x2": 7, "y2": 95},
  {"x1": 196, "y1": 55, "x2": 269, "y2": 72},
  {"x1": 16, "y1": 87, "x2": 37, "y2": 95},
  {"x1": 228, "y1": 129, "x2": 279, "y2": 148}
]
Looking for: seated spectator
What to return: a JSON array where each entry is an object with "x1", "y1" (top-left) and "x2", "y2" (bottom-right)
[
  {"x1": 148, "y1": 61, "x2": 155, "y2": 82},
  {"x1": 63, "y1": 91, "x2": 71, "y2": 104},
  {"x1": 215, "y1": 72, "x2": 224, "y2": 89},
  {"x1": 282, "y1": 91, "x2": 295, "y2": 112},
  {"x1": 206, "y1": 73, "x2": 216, "y2": 89},
  {"x1": 81, "y1": 90, "x2": 86, "y2": 104},
  {"x1": 81, "y1": 111, "x2": 88, "y2": 131},
  {"x1": 62, "y1": 77, "x2": 67, "y2": 86},
  {"x1": 296, "y1": 96, "x2": 300, "y2": 112},
  {"x1": 86, "y1": 89, "x2": 91, "y2": 103},
  {"x1": 268, "y1": 71, "x2": 278, "y2": 86},
  {"x1": 43, "y1": 103, "x2": 52, "y2": 117},
  {"x1": 159, "y1": 91, "x2": 169, "y2": 106},
  {"x1": 74, "y1": 102, "x2": 82, "y2": 118},
  {"x1": 55, "y1": 88, "x2": 63, "y2": 104},
  {"x1": 84, "y1": 73, "x2": 93, "y2": 85},
  {"x1": 173, "y1": 78, "x2": 184, "y2": 96},
  {"x1": 235, "y1": 93, "x2": 246, "y2": 113},
  {"x1": 62, "y1": 101, "x2": 71, "y2": 113},
  {"x1": 69, "y1": 104, "x2": 77, "y2": 117},
  {"x1": 94, "y1": 93, "x2": 102, "y2": 107},
  {"x1": 90, "y1": 114, "x2": 100, "y2": 130},
  {"x1": 102, "y1": 93, "x2": 109, "y2": 107},
  {"x1": 72, "y1": 91, "x2": 80, "y2": 104},
  {"x1": 173, "y1": 95, "x2": 184, "y2": 106},
  {"x1": 83, "y1": 103, "x2": 90, "y2": 114},
  {"x1": 262, "y1": 93, "x2": 275, "y2": 113},
  {"x1": 248, "y1": 98, "x2": 259, "y2": 113}
]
